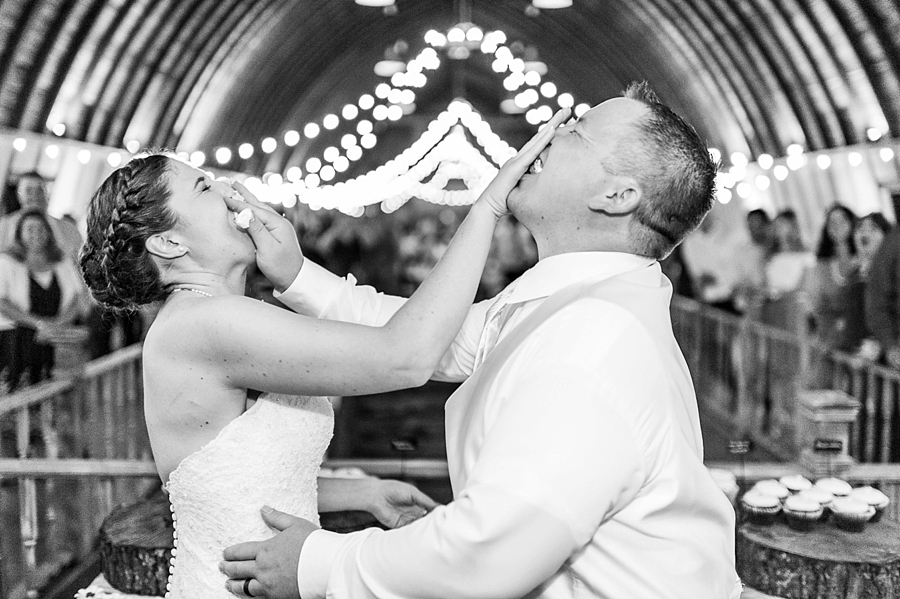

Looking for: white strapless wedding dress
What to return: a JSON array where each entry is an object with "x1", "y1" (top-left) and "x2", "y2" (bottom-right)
[{"x1": 154, "y1": 394, "x2": 332, "y2": 598}]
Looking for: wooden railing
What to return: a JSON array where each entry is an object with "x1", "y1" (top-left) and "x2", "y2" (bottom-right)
[
  {"x1": 0, "y1": 344, "x2": 155, "y2": 598},
  {"x1": 672, "y1": 295, "x2": 900, "y2": 464}
]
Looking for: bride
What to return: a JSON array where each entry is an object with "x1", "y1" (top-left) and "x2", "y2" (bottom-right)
[{"x1": 77, "y1": 114, "x2": 562, "y2": 598}]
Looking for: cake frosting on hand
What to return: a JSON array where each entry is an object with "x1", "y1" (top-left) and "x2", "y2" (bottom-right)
[{"x1": 234, "y1": 208, "x2": 254, "y2": 229}]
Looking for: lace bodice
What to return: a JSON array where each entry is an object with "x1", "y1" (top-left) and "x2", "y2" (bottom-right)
[{"x1": 164, "y1": 394, "x2": 333, "y2": 598}]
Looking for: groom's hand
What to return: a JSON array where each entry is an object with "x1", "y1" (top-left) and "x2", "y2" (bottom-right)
[
  {"x1": 221, "y1": 506, "x2": 317, "y2": 599},
  {"x1": 223, "y1": 181, "x2": 305, "y2": 292}
]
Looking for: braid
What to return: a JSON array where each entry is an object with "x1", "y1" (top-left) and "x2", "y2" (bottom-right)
[{"x1": 80, "y1": 153, "x2": 177, "y2": 312}]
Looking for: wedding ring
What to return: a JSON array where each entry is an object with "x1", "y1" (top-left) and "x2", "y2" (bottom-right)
[{"x1": 243, "y1": 578, "x2": 254, "y2": 597}]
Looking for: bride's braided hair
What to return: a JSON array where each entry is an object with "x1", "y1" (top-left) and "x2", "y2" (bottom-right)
[{"x1": 80, "y1": 153, "x2": 177, "y2": 312}]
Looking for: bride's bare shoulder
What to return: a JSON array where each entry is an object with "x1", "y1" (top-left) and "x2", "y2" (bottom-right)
[{"x1": 144, "y1": 294, "x2": 284, "y2": 355}]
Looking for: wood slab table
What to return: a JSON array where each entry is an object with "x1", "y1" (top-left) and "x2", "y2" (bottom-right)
[{"x1": 737, "y1": 518, "x2": 900, "y2": 598}]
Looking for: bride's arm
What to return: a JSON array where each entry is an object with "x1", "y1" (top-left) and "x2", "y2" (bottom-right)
[
  {"x1": 181, "y1": 110, "x2": 567, "y2": 397},
  {"x1": 317, "y1": 477, "x2": 437, "y2": 529}
]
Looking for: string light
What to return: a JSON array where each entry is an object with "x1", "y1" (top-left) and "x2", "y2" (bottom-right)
[
  {"x1": 107, "y1": 152, "x2": 123, "y2": 167},
  {"x1": 304, "y1": 123, "x2": 320, "y2": 138},
  {"x1": 284, "y1": 130, "x2": 300, "y2": 146},
  {"x1": 848, "y1": 152, "x2": 862, "y2": 166},
  {"x1": 323, "y1": 114, "x2": 339, "y2": 130},
  {"x1": 171, "y1": 24, "x2": 590, "y2": 212},
  {"x1": 44, "y1": 144, "x2": 58, "y2": 159},
  {"x1": 77, "y1": 149, "x2": 91, "y2": 164},
  {"x1": 13, "y1": 138, "x2": 26, "y2": 152},
  {"x1": 216, "y1": 147, "x2": 232, "y2": 164}
]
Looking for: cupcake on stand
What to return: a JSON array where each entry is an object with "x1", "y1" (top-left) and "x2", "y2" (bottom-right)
[
  {"x1": 828, "y1": 497, "x2": 876, "y2": 532},
  {"x1": 849, "y1": 486, "x2": 890, "y2": 523}
]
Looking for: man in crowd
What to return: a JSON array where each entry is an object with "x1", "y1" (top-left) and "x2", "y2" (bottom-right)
[{"x1": 222, "y1": 83, "x2": 741, "y2": 599}]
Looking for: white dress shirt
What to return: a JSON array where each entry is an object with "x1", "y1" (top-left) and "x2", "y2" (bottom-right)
[{"x1": 277, "y1": 252, "x2": 741, "y2": 599}]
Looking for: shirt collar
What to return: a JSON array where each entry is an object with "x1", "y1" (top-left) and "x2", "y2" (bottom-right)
[{"x1": 505, "y1": 251, "x2": 656, "y2": 305}]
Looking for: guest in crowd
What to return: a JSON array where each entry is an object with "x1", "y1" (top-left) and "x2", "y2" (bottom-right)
[
  {"x1": 0, "y1": 210, "x2": 86, "y2": 389},
  {"x1": 0, "y1": 172, "x2": 82, "y2": 262},
  {"x1": 804, "y1": 205, "x2": 858, "y2": 349},
  {"x1": 680, "y1": 206, "x2": 741, "y2": 313},
  {"x1": 732, "y1": 208, "x2": 771, "y2": 315},
  {"x1": 865, "y1": 213, "x2": 900, "y2": 368},
  {"x1": 846, "y1": 213, "x2": 890, "y2": 360},
  {"x1": 762, "y1": 209, "x2": 814, "y2": 334}
]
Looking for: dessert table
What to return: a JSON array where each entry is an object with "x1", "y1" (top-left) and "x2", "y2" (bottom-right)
[{"x1": 737, "y1": 517, "x2": 900, "y2": 598}]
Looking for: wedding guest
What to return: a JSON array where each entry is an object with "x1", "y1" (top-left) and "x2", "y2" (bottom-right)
[
  {"x1": 223, "y1": 83, "x2": 741, "y2": 599},
  {"x1": 732, "y1": 209, "x2": 771, "y2": 315},
  {"x1": 762, "y1": 209, "x2": 814, "y2": 334},
  {"x1": 0, "y1": 172, "x2": 82, "y2": 263},
  {"x1": 0, "y1": 211, "x2": 85, "y2": 389},
  {"x1": 804, "y1": 205, "x2": 857, "y2": 349},
  {"x1": 846, "y1": 213, "x2": 890, "y2": 359},
  {"x1": 865, "y1": 214, "x2": 900, "y2": 368},
  {"x1": 681, "y1": 205, "x2": 743, "y2": 313}
]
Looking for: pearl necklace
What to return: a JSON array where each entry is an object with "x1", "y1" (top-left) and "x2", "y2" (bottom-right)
[{"x1": 171, "y1": 287, "x2": 212, "y2": 298}]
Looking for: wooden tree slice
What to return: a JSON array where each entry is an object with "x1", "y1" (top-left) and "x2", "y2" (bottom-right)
[{"x1": 737, "y1": 519, "x2": 900, "y2": 599}]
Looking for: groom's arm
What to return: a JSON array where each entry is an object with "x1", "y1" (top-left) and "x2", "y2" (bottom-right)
[
  {"x1": 296, "y1": 317, "x2": 647, "y2": 599},
  {"x1": 275, "y1": 259, "x2": 490, "y2": 382}
]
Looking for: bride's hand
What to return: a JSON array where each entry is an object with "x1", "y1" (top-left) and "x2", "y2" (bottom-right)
[
  {"x1": 366, "y1": 479, "x2": 438, "y2": 528},
  {"x1": 476, "y1": 107, "x2": 571, "y2": 218},
  {"x1": 223, "y1": 181, "x2": 305, "y2": 292}
]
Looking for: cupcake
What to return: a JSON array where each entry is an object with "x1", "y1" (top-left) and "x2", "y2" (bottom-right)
[
  {"x1": 829, "y1": 497, "x2": 875, "y2": 532},
  {"x1": 751, "y1": 479, "x2": 790, "y2": 502},
  {"x1": 741, "y1": 491, "x2": 782, "y2": 525},
  {"x1": 797, "y1": 487, "x2": 834, "y2": 522},
  {"x1": 849, "y1": 486, "x2": 890, "y2": 523},
  {"x1": 708, "y1": 468, "x2": 739, "y2": 506},
  {"x1": 814, "y1": 477, "x2": 852, "y2": 498},
  {"x1": 779, "y1": 474, "x2": 812, "y2": 494},
  {"x1": 782, "y1": 495, "x2": 823, "y2": 531}
]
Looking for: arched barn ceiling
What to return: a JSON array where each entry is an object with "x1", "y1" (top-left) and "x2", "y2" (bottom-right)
[{"x1": 0, "y1": 0, "x2": 898, "y2": 177}]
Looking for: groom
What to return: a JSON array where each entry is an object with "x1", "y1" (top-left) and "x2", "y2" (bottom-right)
[{"x1": 222, "y1": 83, "x2": 741, "y2": 599}]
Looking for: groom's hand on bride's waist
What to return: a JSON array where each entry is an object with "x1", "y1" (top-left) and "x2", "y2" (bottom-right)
[{"x1": 221, "y1": 506, "x2": 315, "y2": 598}]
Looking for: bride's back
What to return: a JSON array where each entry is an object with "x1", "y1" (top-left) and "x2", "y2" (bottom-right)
[
  {"x1": 144, "y1": 299, "x2": 334, "y2": 598},
  {"x1": 142, "y1": 299, "x2": 249, "y2": 482}
]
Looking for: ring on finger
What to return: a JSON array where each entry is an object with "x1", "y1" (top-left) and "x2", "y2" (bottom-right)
[{"x1": 243, "y1": 578, "x2": 254, "y2": 597}]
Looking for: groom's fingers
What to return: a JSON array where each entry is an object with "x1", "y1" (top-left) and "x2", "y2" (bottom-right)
[
  {"x1": 223, "y1": 541, "x2": 262, "y2": 561},
  {"x1": 220, "y1": 559, "x2": 257, "y2": 579},
  {"x1": 260, "y1": 506, "x2": 303, "y2": 532},
  {"x1": 225, "y1": 578, "x2": 261, "y2": 597}
]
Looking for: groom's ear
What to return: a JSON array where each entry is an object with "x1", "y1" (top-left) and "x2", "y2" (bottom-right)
[{"x1": 145, "y1": 234, "x2": 188, "y2": 259}]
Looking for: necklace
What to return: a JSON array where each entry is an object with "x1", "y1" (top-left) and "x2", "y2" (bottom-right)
[{"x1": 171, "y1": 287, "x2": 212, "y2": 297}]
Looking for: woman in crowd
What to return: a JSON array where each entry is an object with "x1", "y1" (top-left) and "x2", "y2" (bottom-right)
[
  {"x1": 0, "y1": 210, "x2": 85, "y2": 390},
  {"x1": 804, "y1": 205, "x2": 858, "y2": 349},
  {"x1": 762, "y1": 209, "x2": 815, "y2": 334},
  {"x1": 848, "y1": 212, "x2": 891, "y2": 359}
]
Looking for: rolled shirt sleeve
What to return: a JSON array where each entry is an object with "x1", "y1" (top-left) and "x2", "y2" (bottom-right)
[
  {"x1": 297, "y1": 320, "x2": 648, "y2": 599},
  {"x1": 275, "y1": 259, "x2": 492, "y2": 382}
]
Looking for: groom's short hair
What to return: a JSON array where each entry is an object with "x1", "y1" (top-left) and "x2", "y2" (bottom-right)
[{"x1": 602, "y1": 82, "x2": 717, "y2": 259}]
